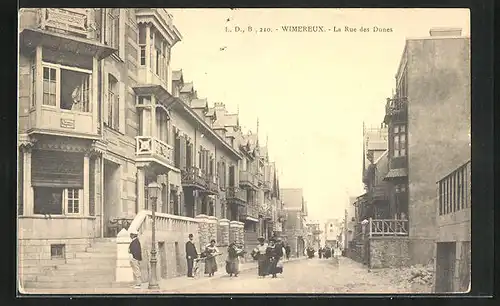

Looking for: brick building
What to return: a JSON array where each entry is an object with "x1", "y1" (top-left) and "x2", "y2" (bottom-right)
[{"x1": 17, "y1": 8, "x2": 286, "y2": 289}]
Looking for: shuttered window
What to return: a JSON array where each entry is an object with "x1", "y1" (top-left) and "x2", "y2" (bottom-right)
[{"x1": 32, "y1": 150, "x2": 84, "y2": 187}]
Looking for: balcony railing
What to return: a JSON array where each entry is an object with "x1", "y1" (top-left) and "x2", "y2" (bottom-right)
[
  {"x1": 384, "y1": 97, "x2": 408, "y2": 122},
  {"x1": 205, "y1": 175, "x2": 219, "y2": 194},
  {"x1": 239, "y1": 170, "x2": 258, "y2": 189},
  {"x1": 438, "y1": 160, "x2": 471, "y2": 216},
  {"x1": 369, "y1": 218, "x2": 409, "y2": 237},
  {"x1": 181, "y1": 166, "x2": 207, "y2": 189},
  {"x1": 135, "y1": 136, "x2": 175, "y2": 169},
  {"x1": 40, "y1": 8, "x2": 94, "y2": 39},
  {"x1": 226, "y1": 187, "x2": 247, "y2": 204}
]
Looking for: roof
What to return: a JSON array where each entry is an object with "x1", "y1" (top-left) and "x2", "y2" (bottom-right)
[
  {"x1": 172, "y1": 70, "x2": 183, "y2": 81},
  {"x1": 180, "y1": 82, "x2": 193, "y2": 93},
  {"x1": 190, "y1": 98, "x2": 208, "y2": 109},
  {"x1": 281, "y1": 188, "x2": 303, "y2": 210},
  {"x1": 384, "y1": 168, "x2": 408, "y2": 180}
]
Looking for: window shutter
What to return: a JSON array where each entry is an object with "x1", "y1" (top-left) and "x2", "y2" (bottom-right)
[{"x1": 180, "y1": 135, "x2": 187, "y2": 170}]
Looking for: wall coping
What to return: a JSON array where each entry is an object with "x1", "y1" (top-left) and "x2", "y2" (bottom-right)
[
  {"x1": 195, "y1": 214, "x2": 209, "y2": 220},
  {"x1": 218, "y1": 219, "x2": 230, "y2": 225},
  {"x1": 128, "y1": 210, "x2": 199, "y2": 236}
]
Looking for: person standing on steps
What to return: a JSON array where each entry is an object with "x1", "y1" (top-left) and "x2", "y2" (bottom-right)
[
  {"x1": 128, "y1": 229, "x2": 143, "y2": 289},
  {"x1": 185, "y1": 233, "x2": 198, "y2": 278}
]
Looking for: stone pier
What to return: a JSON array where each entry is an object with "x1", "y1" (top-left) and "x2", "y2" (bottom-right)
[{"x1": 218, "y1": 219, "x2": 230, "y2": 246}]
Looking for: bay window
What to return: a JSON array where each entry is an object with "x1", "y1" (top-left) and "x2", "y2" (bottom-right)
[
  {"x1": 156, "y1": 109, "x2": 169, "y2": 144},
  {"x1": 105, "y1": 8, "x2": 120, "y2": 50},
  {"x1": 138, "y1": 23, "x2": 146, "y2": 66},
  {"x1": 40, "y1": 63, "x2": 92, "y2": 112},
  {"x1": 393, "y1": 124, "x2": 406, "y2": 157}
]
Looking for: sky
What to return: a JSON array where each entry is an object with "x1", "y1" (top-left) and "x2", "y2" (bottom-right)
[{"x1": 167, "y1": 8, "x2": 470, "y2": 224}]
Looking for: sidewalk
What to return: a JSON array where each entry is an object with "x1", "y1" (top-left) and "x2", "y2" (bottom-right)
[
  {"x1": 22, "y1": 257, "x2": 305, "y2": 295},
  {"x1": 157, "y1": 256, "x2": 304, "y2": 292}
]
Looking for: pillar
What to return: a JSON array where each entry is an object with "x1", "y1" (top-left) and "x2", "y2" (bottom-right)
[
  {"x1": 195, "y1": 214, "x2": 209, "y2": 249},
  {"x1": 83, "y1": 153, "x2": 90, "y2": 216},
  {"x1": 92, "y1": 56, "x2": 98, "y2": 134},
  {"x1": 237, "y1": 222, "x2": 245, "y2": 244},
  {"x1": 218, "y1": 219, "x2": 230, "y2": 246},
  {"x1": 115, "y1": 229, "x2": 133, "y2": 282},
  {"x1": 207, "y1": 215, "x2": 218, "y2": 243},
  {"x1": 229, "y1": 221, "x2": 239, "y2": 245},
  {"x1": 22, "y1": 147, "x2": 33, "y2": 215},
  {"x1": 137, "y1": 167, "x2": 145, "y2": 211}
]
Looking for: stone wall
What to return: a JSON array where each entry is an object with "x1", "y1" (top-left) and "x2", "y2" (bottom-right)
[{"x1": 369, "y1": 237, "x2": 410, "y2": 269}]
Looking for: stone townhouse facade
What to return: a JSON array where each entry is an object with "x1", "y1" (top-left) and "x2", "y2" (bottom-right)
[
  {"x1": 281, "y1": 188, "x2": 308, "y2": 258},
  {"x1": 18, "y1": 8, "x2": 285, "y2": 289},
  {"x1": 351, "y1": 27, "x2": 470, "y2": 269}
]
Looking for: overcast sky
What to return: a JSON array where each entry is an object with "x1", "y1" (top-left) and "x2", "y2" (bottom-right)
[{"x1": 168, "y1": 8, "x2": 470, "y2": 223}]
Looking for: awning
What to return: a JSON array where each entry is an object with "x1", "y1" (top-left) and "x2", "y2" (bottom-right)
[
  {"x1": 246, "y1": 216, "x2": 259, "y2": 222},
  {"x1": 384, "y1": 168, "x2": 408, "y2": 180},
  {"x1": 19, "y1": 28, "x2": 117, "y2": 60}
]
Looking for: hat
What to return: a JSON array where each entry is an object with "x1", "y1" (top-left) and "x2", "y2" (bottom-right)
[
  {"x1": 257, "y1": 236, "x2": 265, "y2": 241},
  {"x1": 129, "y1": 229, "x2": 138, "y2": 235},
  {"x1": 188, "y1": 233, "x2": 194, "y2": 238}
]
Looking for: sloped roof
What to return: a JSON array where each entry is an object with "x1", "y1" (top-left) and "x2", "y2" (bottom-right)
[
  {"x1": 281, "y1": 188, "x2": 303, "y2": 210},
  {"x1": 180, "y1": 82, "x2": 194, "y2": 93},
  {"x1": 172, "y1": 70, "x2": 183, "y2": 81},
  {"x1": 384, "y1": 168, "x2": 408, "y2": 180},
  {"x1": 206, "y1": 107, "x2": 215, "y2": 117},
  {"x1": 190, "y1": 98, "x2": 208, "y2": 109}
]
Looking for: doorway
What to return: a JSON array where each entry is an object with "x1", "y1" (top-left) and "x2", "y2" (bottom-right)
[
  {"x1": 103, "y1": 160, "x2": 120, "y2": 237},
  {"x1": 175, "y1": 241, "x2": 182, "y2": 276},
  {"x1": 435, "y1": 242, "x2": 456, "y2": 293}
]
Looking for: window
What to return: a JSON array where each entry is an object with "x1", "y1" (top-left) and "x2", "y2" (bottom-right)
[
  {"x1": 393, "y1": 124, "x2": 406, "y2": 157},
  {"x1": 106, "y1": 9, "x2": 120, "y2": 49},
  {"x1": 41, "y1": 64, "x2": 91, "y2": 112},
  {"x1": 51, "y1": 244, "x2": 65, "y2": 259},
  {"x1": 42, "y1": 67, "x2": 57, "y2": 106},
  {"x1": 138, "y1": 24, "x2": 146, "y2": 66},
  {"x1": 106, "y1": 74, "x2": 119, "y2": 130},
  {"x1": 156, "y1": 110, "x2": 169, "y2": 143},
  {"x1": 33, "y1": 187, "x2": 82, "y2": 215},
  {"x1": 395, "y1": 184, "x2": 407, "y2": 193}
]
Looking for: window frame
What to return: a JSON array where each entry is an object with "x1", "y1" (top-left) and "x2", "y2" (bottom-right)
[
  {"x1": 106, "y1": 8, "x2": 120, "y2": 50},
  {"x1": 32, "y1": 186, "x2": 83, "y2": 216},
  {"x1": 65, "y1": 188, "x2": 82, "y2": 215},
  {"x1": 392, "y1": 124, "x2": 407, "y2": 157},
  {"x1": 106, "y1": 73, "x2": 120, "y2": 130},
  {"x1": 39, "y1": 62, "x2": 93, "y2": 113}
]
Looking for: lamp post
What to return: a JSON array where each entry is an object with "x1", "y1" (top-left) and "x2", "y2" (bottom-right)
[{"x1": 147, "y1": 182, "x2": 161, "y2": 290}]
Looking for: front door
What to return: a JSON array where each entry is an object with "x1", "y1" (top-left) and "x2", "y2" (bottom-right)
[{"x1": 103, "y1": 160, "x2": 120, "y2": 237}]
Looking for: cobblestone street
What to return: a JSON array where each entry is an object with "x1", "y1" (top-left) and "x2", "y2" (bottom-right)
[{"x1": 167, "y1": 257, "x2": 431, "y2": 294}]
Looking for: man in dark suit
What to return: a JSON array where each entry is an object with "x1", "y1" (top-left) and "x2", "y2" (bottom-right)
[{"x1": 185, "y1": 233, "x2": 198, "y2": 278}]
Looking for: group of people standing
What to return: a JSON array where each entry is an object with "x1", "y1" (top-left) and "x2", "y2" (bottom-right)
[
  {"x1": 318, "y1": 246, "x2": 333, "y2": 259},
  {"x1": 251, "y1": 236, "x2": 286, "y2": 278}
]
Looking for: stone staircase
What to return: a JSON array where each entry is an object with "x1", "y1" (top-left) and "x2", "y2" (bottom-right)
[{"x1": 23, "y1": 238, "x2": 123, "y2": 289}]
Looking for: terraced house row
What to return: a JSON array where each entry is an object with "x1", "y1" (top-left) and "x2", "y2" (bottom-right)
[{"x1": 17, "y1": 8, "x2": 286, "y2": 289}]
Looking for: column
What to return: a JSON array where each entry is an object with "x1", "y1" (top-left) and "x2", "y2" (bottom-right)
[
  {"x1": 229, "y1": 221, "x2": 239, "y2": 245},
  {"x1": 83, "y1": 153, "x2": 90, "y2": 216},
  {"x1": 23, "y1": 147, "x2": 33, "y2": 215},
  {"x1": 145, "y1": 25, "x2": 151, "y2": 83},
  {"x1": 92, "y1": 56, "x2": 98, "y2": 134},
  {"x1": 137, "y1": 167, "x2": 145, "y2": 211},
  {"x1": 35, "y1": 46, "x2": 42, "y2": 126},
  {"x1": 218, "y1": 219, "x2": 230, "y2": 246}
]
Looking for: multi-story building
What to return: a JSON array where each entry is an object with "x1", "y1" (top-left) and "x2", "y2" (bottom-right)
[
  {"x1": 281, "y1": 188, "x2": 308, "y2": 258},
  {"x1": 324, "y1": 218, "x2": 342, "y2": 247},
  {"x1": 352, "y1": 27, "x2": 470, "y2": 269},
  {"x1": 305, "y1": 221, "x2": 321, "y2": 250},
  {"x1": 17, "y1": 8, "x2": 286, "y2": 289}
]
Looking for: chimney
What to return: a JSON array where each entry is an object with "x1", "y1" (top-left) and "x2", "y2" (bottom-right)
[{"x1": 429, "y1": 27, "x2": 462, "y2": 37}]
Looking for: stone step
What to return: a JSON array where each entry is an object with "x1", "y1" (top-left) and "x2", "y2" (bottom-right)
[
  {"x1": 45, "y1": 267, "x2": 115, "y2": 276},
  {"x1": 93, "y1": 238, "x2": 117, "y2": 243},
  {"x1": 24, "y1": 280, "x2": 117, "y2": 289},
  {"x1": 85, "y1": 246, "x2": 117, "y2": 253}
]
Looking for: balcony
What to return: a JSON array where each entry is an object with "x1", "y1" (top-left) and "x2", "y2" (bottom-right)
[
  {"x1": 205, "y1": 175, "x2": 219, "y2": 195},
  {"x1": 369, "y1": 218, "x2": 409, "y2": 237},
  {"x1": 226, "y1": 187, "x2": 247, "y2": 205},
  {"x1": 238, "y1": 202, "x2": 258, "y2": 221},
  {"x1": 262, "y1": 178, "x2": 272, "y2": 191},
  {"x1": 258, "y1": 201, "x2": 273, "y2": 220},
  {"x1": 135, "y1": 136, "x2": 175, "y2": 171},
  {"x1": 239, "y1": 170, "x2": 259, "y2": 190},
  {"x1": 368, "y1": 185, "x2": 388, "y2": 203},
  {"x1": 181, "y1": 166, "x2": 207, "y2": 190},
  {"x1": 384, "y1": 97, "x2": 408, "y2": 123}
]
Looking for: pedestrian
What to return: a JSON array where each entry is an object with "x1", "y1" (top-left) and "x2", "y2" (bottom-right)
[
  {"x1": 285, "y1": 244, "x2": 291, "y2": 260},
  {"x1": 318, "y1": 246, "x2": 323, "y2": 259},
  {"x1": 204, "y1": 239, "x2": 220, "y2": 277},
  {"x1": 185, "y1": 233, "x2": 198, "y2": 278},
  {"x1": 266, "y1": 238, "x2": 280, "y2": 278},
  {"x1": 128, "y1": 229, "x2": 142, "y2": 289},
  {"x1": 252, "y1": 236, "x2": 269, "y2": 278},
  {"x1": 226, "y1": 241, "x2": 244, "y2": 277}
]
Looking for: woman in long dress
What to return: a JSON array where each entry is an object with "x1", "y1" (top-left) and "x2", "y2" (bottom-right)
[
  {"x1": 226, "y1": 241, "x2": 244, "y2": 277},
  {"x1": 252, "y1": 237, "x2": 268, "y2": 278},
  {"x1": 204, "y1": 239, "x2": 219, "y2": 277},
  {"x1": 266, "y1": 239, "x2": 280, "y2": 278}
]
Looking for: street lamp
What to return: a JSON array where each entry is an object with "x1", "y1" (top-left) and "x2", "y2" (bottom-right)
[{"x1": 147, "y1": 181, "x2": 161, "y2": 289}]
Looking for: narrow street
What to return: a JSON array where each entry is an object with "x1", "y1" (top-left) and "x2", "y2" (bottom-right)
[{"x1": 167, "y1": 257, "x2": 426, "y2": 294}]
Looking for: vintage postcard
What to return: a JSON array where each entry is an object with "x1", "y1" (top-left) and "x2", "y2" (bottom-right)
[{"x1": 17, "y1": 8, "x2": 471, "y2": 295}]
